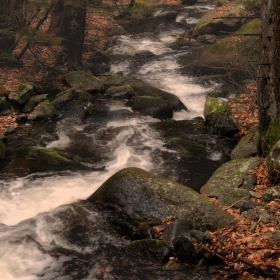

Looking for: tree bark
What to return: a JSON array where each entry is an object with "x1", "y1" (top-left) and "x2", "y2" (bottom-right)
[
  {"x1": 48, "y1": 0, "x2": 87, "y2": 66},
  {"x1": 257, "y1": 0, "x2": 280, "y2": 154}
]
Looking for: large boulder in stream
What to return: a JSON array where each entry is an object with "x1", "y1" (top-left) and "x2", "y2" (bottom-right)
[
  {"x1": 200, "y1": 157, "x2": 263, "y2": 206},
  {"x1": 126, "y1": 96, "x2": 173, "y2": 120},
  {"x1": 28, "y1": 100, "x2": 59, "y2": 121},
  {"x1": 204, "y1": 96, "x2": 239, "y2": 137},
  {"x1": 87, "y1": 167, "x2": 235, "y2": 231},
  {"x1": 100, "y1": 73, "x2": 187, "y2": 112}
]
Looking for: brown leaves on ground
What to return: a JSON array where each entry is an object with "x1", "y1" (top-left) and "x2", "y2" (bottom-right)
[
  {"x1": 229, "y1": 81, "x2": 259, "y2": 136},
  {"x1": 200, "y1": 161, "x2": 280, "y2": 279}
]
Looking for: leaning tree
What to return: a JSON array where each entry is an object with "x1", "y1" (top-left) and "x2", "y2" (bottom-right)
[{"x1": 257, "y1": 0, "x2": 280, "y2": 155}]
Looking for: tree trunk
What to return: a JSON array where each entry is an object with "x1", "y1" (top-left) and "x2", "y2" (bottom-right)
[
  {"x1": 48, "y1": 0, "x2": 86, "y2": 66},
  {"x1": 257, "y1": 0, "x2": 280, "y2": 154}
]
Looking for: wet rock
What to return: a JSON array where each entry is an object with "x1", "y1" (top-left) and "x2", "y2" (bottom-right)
[
  {"x1": 126, "y1": 239, "x2": 172, "y2": 263},
  {"x1": 106, "y1": 85, "x2": 134, "y2": 99},
  {"x1": 100, "y1": 73, "x2": 187, "y2": 112},
  {"x1": 22, "y1": 94, "x2": 48, "y2": 113},
  {"x1": 126, "y1": 96, "x2": 173, "y2": 120},
  {"x1": 28, "y1": 100, "x2": 59, "y2": 121},
  {"x1": 135, "y1": 50, "x2": 156, "y2": 57},
  {"x1": 132, "y1": 225, "x2": 155, "y2": 241},
  {"x1": 153, "y1": 10, "x2": 177, "y2": 21},
  {"x1": 10, "y1": 146, "x2": 73, "y2": 174},
  {"x1": 173, "y1": 235, "x2": 197, "y2": 264},
  {"x1": 204, "y1": 97, "x2": 239, "y2": 137},
  {"x1": 8, "y1": 82, "x2": 35, "y2": 105},
  {"x1": 201, "y1": 158, "x2": 263, "y2": 206},
  {"x1": 0, "y1": 140, "x2": 6, "y2": 159},
  {"x1": 262, "y1": 187, "x2": 280, "y2": 202},
  {"x1": 111, "y1": 24, "x2": 128, "y2": 35},
  {"x1": 88, "y1": 167, "x2": 235, "y2": 231},
  {"x1": 189, "y1": 230, "x2": 211, "y2": 243},
  {"x1": 231, "y1": 127, "x2": 258, "y2": 159},
  {"x1": 62, "y1": 71, "x2": 104, "y2": 93},
  {"x1": 243, "y1": 174, "x2": 257, "y2": 191},
  {"x1": 162, "y1": 260, "x2": 181, "y2": 270}
]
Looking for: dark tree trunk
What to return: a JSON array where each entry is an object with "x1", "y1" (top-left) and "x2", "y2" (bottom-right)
[
  {"x1": 257, "y1": 0, "x2": 280, "y2": 154},
  {"x1": 128, "y1": 0, "x2": 135, "y2": 8},
  {"x1": 48, "y1": 0, "x2": 87, "y2": 66}
]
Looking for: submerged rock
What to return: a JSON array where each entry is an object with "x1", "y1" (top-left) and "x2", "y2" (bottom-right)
[{"x1": 87, "y1": 167, "x2": 235, "y2": 230}]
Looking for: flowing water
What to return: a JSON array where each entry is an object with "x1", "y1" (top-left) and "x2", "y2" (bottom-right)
[{"x1": 0, "y1": 3, "x2": 226, "y2": 279}]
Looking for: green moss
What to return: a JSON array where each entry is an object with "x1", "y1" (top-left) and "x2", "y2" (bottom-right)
[
  {"x1": 205, "y1": 97, "x2": 230, "y2": 114},
  {"x1": 237, "y1": 18, "x2": 261, "y2": 34},
  {"x1": 261, "y1": 116, "x2": 280, "y2": 156}
]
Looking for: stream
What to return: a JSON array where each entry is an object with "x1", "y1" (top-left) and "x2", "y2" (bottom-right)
[{"x1": 0, "y1": 3, "x2": 233, "y2": 279}]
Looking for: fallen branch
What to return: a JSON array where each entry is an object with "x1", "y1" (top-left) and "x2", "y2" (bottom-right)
[{"x1": 224, "y1": 196, "x2": 250, "y2": 210}]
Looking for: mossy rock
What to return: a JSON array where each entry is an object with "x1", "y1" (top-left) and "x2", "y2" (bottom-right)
[
  {"x1": 261, "y1": 116, "x2": 280, "y2": 156},
  {"x1": 126, "y1": 239, "x2": 171, "y2": 263},
  {"x1": 11, "y1": 146, "x2": 73, "y2": 173},
  {"x1": 201, "y1": 157, "x2": 263, "y2": 206},
  {"x1": 204, "y1": 97, "x2": 239, "y2": 136},
  {"x1": 22, "y1": 94, "x2": 48, "y2": 113},
  {"x1": 28, "y1": 100, "x2": 59, "y2": 121},
  {"x1": 0, "y1": 140, "x2": 6, "y2": 159},
  {"x1": 126, "y1": 95, "x2": 173, "y2": 120},
  {"x1": 193, "y1": 3, "x2": 246, "y2": 37},
  {"x1": 8, "y1": 82, "x2": 35, "y2": 105},
  {"x1": 51, "y1": 89, "x2": 74, "y2": 109},
  {"x1": 62, "y1": 71, "x2": 104, "y2": 93},
  {"x1": 195, "y1": 19, "x2": 261, "y2": 76},
  {"x1": 106, "y1": 85, "x2": 134, "y2": 99},
  {"x1": 88, "y1": 167, "x2": 234, "y2": 230},
  {"x1": 231, "y1": 127, "x2": 258, "y2": 159},
  {"x1": 267, "y1": 140, "x2": 280, "y2": 174}
]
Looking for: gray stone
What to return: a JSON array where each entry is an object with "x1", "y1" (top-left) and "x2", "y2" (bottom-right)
[
  {"x1": 243, "y1": 174, "x2": 257, "y2": 191},
  {"x1": 62, "y1": 71, "x2": 104, "y2": 93},
  {"x1": 28, "y1": 101, "x2": 59, "y2": 121},
  {"x1": 173, "y1": 235, "x2": 197, "y2": 264},
  {"x1": 22, "y1": 94, "x2": 48, "y2": 113},
  {"x1": 239, "y1": 200, "x2": 255, "y2": 213},
  {"x1": 51, "y1": 89, "x2": 74, "y2": 108},
  {"x1": 267, "y1": 140, "x2": 280, "y2": 173},
  {"x1": 4, "y1": 125, "x2": 16, "y2": 135},
  {"x1": 259, "y1": 210, "x2": 273, "y2": 224},
  {"x1": 88, "y1": 167, "x2": 235, "y2": 231},
  {"x1": 201, "y1": 158, "x2": 263, "y2": 206},
  {"x1": 262, "y1": 187, "x2": 280, "y2": 202},
  {"x1": 242, "y1": 209, "x2": 259, "y2": 221},
  {"x1": 8, "y1": 82, "x2": 35, "y2": 105},
  {"x1": 231, "y1": 127, "x2": 258, "y2": 159},
  {"x1": 106, "y1": 85, "x2": 134, "y2": 99}
]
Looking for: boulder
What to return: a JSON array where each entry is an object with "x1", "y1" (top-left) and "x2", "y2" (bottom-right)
[
  {"x1": 195, "y1": 19, "x2": 261, "y2": 76},
  {"x1": 126, "y1": 96, "x2": 173, "y2": 120},
  {"x1": 51, "y1": 89, "x2": 75, "y2": 109},
  {"x1": 28, "y1": 100, "x2": 59, "y2": 121},
  {"x1": 173, "y1": 235, "x2": 197, "y2": 264},
  {"x1": 111, "y1": 24, "x2": 128, "y2": 35},
  {"x1": 88, "y1": 167, "x2": 235, "y2": 230},
  {"x1": 8, "y1": 82, "x2": 35, "y2": 105},
  {"x1": 262, "y1": 187, "x2": 280, "y2": 202},
  {"x1": 22, "y1": 94, "x2": 48, "y2": 113},
  {"x1": 62, "y1": 71, "x2": 104, "y2": 93},
  {"x1": 231, "y1": 127, "x2": 258, "y2": 159},
  {"x1": 100, "y1": 73, "x2": 187, "y2": 112},
  {"x1": 200, "y1": 157, "x2": 263, "y2": 206},
  {"x1": 204, "y1": 96, "x2": 239, "y2": 137},
  {"x1": 193, "y1": 3, "x2": 246, "y2": 37}
]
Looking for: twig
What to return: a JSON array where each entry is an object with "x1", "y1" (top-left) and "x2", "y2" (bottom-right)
[
  {"x1": 224, "y1": 196, "x2": 250, "y2": 210},
  {"x1": 26, "y1": 234, "x2": 43, "y2": 247}
]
